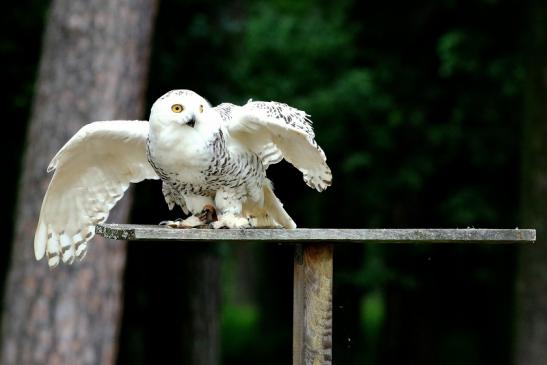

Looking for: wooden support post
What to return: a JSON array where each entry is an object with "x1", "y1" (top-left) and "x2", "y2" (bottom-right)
[{"x1": 293, "y1": 243, "x2": 334, "y2": 365}]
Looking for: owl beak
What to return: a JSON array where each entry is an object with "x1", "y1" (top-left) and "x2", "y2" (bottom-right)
[{"x1": 187, "y1": 116, "x2": 196, "y2": 128}]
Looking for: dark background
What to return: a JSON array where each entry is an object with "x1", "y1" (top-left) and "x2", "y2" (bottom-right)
[{"x1": 0, "y1": 0, "x2": 536, "y2": 364}]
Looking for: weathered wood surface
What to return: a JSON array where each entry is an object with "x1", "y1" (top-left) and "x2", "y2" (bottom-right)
[
  {"x1": 293, "y1": 244, "x2": 333, "y2": 365},
  {"x1": 97, "y1": 224, "x2": 535, "y2": 243}
]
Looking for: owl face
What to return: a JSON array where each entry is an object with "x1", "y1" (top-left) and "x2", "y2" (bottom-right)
[{"x1": 149, "y1": 90, "x2": 210, "y2": 128}]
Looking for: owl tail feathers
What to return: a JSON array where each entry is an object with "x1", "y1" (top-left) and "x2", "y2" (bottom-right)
[{"x1": 261, "y1": 180, "x2": 297, "y2": 229}]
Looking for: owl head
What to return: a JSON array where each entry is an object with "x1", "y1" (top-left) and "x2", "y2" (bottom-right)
[{"x1": 149, "y1": 89, "x2": 212, "y2": 130}]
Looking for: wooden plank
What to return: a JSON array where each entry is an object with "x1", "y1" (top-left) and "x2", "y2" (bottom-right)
[
  {"x1": 293, "y1": 244, "x2": 333, "y2": 365},
  {"x1": 96, "y1": 224, "x2": 536, "y2": 243}
]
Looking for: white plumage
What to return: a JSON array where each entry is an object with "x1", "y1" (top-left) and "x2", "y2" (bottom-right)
[{"x1": 35, "y1": 90, "x2": 331, "y2": 267}]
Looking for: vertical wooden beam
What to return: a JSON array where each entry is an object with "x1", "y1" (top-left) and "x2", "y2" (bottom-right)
[
  {"x1": 293, "y1": 243, "x2": 333, "y2": 365},
  {"x1": 293, "y1": 244, "x2": 305, "y2": 365}
]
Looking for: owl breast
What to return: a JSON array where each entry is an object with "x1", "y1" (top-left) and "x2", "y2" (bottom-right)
[{"x1": 147, "y1": 133, "x2": 266, "y2": 199}]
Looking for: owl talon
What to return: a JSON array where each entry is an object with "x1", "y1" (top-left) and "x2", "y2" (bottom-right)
[
  {"x1": 159, "y1": 216, "x2": 202, "y2": 228},
  {"x1": 159, "y1": 220, "x2": 191, "y2": 228}
]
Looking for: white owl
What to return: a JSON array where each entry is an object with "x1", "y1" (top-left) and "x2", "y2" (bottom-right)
[{"x1": 35, "y1": 90, "x2": 332, "y2": 267}]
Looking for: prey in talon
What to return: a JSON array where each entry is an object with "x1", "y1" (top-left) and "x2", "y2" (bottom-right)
[{"x1": 34, "y1": 89, "x2": 331, "y2": 268}]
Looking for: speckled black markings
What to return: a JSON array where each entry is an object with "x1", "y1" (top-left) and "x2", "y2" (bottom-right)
[
  {"x1": 244, "y1": 101, "x2": 332, "y2": 187},
  {"x1": 248, "y1": 101, "x2": 314, "y2": 135},
  {"x1": 146, "y1": 141, "x2": 169, "y2": 180},
  {"x1": 201, "y1": 129, "x2": 265, "y2": 196},
  {"x1": 246, "y1": 101, "x2": 325, "y2": 162},
  {"x1": 214, "y1": 103, "x2": 235, "y2": 123},
  {"x1": 159, "y1": 89, "x2": 198, "y2": 101},
  {"x1": 146, "y1": 126, "x2": 266, "y2": 207},
  {"x1": 146, "y1": 99, "x2": 331, "y2": 210}
]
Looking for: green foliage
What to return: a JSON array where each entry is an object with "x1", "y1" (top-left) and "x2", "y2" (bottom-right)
[
  {"x1": 124, "y1": 0, "x2": 529, "y2": 363},
  {"x1": 221, "y1": 304, "x2": 260, "y2": 357},
  {"x1": 207, "y1": 1, "x2": 522, "y2": 363},
  {"x1": 0, "y1": 0, "x2": 522, "y2": 364},
  {"x1": 438, "y1": 30, "x2": 482, "y2": 77},
  {"x1": 360, "y1": 290, "x2": 385, "y2": 337},
  {"x1": 227, "y1": 3, "x2": 356, "y2": 100}
]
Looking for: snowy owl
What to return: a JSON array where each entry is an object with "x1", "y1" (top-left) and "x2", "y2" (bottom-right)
[{"x1": 34, "y1": 89, "x2": 332, "y2": 267}]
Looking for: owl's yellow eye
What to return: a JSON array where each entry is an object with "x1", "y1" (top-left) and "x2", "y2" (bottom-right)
[
  {"x1": 171, "y1": 104, "x2": 184, "y2": 113},
  {"x1": 199, "y1": 105, "x2": 204, "y2": 113}
]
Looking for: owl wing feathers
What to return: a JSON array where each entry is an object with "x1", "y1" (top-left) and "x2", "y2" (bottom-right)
[
  {"x1": 162, "y1": 181, "x2": 188, "y2": 214},
  {"x1": 34, "y1": 120, "x2": 159, "y2": 267},
  {"x1": 225, "y1": 101, "x2": 332, "y2": 191}
]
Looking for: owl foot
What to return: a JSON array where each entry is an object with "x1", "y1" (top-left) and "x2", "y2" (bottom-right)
[
  {"x1": 159, "y1": 205, "x2": 218, "y2": 228},
  {"x1": 210, "y1": 213, "x2": 257, "y2": 229}
]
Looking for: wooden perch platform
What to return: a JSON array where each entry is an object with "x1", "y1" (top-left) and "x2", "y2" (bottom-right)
[
  {"x1": 96, "y1": 224, "x2": 535, "y2": 365},
  {"x1": 96, "y1": 224, "x2": 535, "y2": 244}
]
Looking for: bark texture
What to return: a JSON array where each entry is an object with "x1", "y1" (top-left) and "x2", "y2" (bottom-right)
[
  {"x1": 182, "y1": 247, "x2": 221, "y2": 365},
  {"x1": 516, "y1": 1, "x2": 547, "y2": 364},
  {"x1": 0, "y1": 0, "x2": 157, "y2": 364}
]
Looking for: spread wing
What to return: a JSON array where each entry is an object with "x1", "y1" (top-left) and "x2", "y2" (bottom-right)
[
  {"x1": 222, "y1": 101, "x2": 332, "y2": 191},
  {"x1": 34, "y1": 120, "x2": 159, "y2": 267}
]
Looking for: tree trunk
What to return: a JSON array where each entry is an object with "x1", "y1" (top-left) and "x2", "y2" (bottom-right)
[
  {"x1": 0, "y1": 0, "x2": 157, "y2": 364},
  {"x1": 515, "y1": 1, "x2": 547, "y2": 364},
  {"x1": 182, "y1": 246, "x2": 221, "y2": 365}
]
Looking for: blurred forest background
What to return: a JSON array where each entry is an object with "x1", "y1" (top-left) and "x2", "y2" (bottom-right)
[{"x1": 1, "y1": 0, "x2": 546, "y2": 364}]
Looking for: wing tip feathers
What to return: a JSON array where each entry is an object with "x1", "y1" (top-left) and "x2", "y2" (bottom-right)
[
  {"x1": 34, "y1": 222, "x2": 47, "y2": 260},
  {"x1": 303, "y1": 164, "x2": 332, "y2": 192}
]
